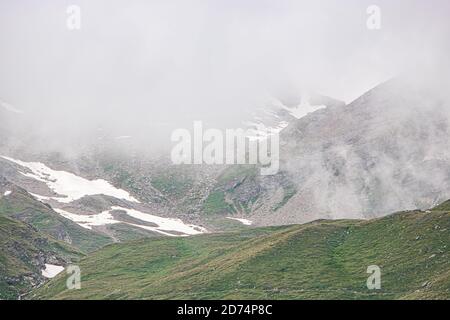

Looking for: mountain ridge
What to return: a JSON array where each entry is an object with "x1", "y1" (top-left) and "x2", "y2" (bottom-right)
[
  {"x1": 31, "y1": 203, "x2": 450, "y2": 300},
  {"x1": 0, "y1": 214, "x2": 82, "y2": 299}
]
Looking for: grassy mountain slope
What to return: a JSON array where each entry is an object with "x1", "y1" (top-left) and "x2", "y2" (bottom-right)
[
  {"x1": 432, "y1": 200, "x2": 450, "y2": 212},
  {"x1": 0, "y1": 215, "x2": 82, "y2": 299},
  {"x1": 0, "y1": 185, "x2": 112, "y2": 252},
  {"x1": 32, "y1": 209, "x2": 449, "y2": 300}
]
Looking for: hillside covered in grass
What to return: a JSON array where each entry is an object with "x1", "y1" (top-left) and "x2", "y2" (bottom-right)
[
  {"x1": 32, "y1": 209, "x2": 449, "y2": 300},
  {"x1": 0, "y1": 180, "x2": 112, "y2": 252},
  {"x1": 0, "y1": 216, "x2": 82, "y2": 299}
]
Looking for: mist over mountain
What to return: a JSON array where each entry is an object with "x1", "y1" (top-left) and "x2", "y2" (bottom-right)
[
  {"x1": 274, "y1": 71, "x2": 450, "y2": 222},
  {"x1": 1, "y1": 0, "x2": 450, "y2": 301},
  {"x1": 2, "y1": 68, "x2": 450, "y2": 229},
  {"x1": 1, "y1": 0, "x2": 450, "y2": 153}
]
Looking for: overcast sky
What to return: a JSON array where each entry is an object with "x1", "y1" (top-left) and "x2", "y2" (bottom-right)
[{"x1": 0, "y1": 0, "x2": 449, "y2": 141}]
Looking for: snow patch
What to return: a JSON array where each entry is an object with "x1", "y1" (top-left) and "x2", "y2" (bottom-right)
[
  {"x1": 30, "y1": 193, "x2": 53, "y2": 202},
  {"x1": 3, "y1": 190, "x2": 11, "y2": 196},
  {"x1": 54, "y1": 208, "x2": 120, "y2": 230},
  {"x1": 111, "y1": 206, "x2": 207, "y2": 236},
  {"x1": 41, "y1": 264, "x2": 64, "y2": 278},
  {"x1": 1, "y1": 156, "x2": 139, "y2": 204},
  {"x1": 54, "y1": 206, "x2": 207, "y2": 236},
  {"x1": 226, "y1": 217, "x2": 253, "y2": 226},
  {"x1": 281, "y1": 94, "x2": 326, "y2": 119}
]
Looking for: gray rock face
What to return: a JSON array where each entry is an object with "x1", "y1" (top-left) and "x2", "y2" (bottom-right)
[
  {"x1": 258, "y1": 76, "x2": 450, "y2": 224},
  {"x1": 199, "y1": 75, "x2": 450, "y2": 226}
]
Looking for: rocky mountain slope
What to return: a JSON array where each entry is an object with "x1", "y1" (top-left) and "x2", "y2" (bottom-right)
[
  {"x1": 0, "y1": 215, "x2": 82, "y2": 299},
  {"x1": 0, "y1": 176, "x2": 112, "y2": 252},
  {"x1": 205, "y1": 75, "x2": 450, "y2": 226},
  {"x1": 31, "y1": 203, "x2": 450, "y2": 300}
]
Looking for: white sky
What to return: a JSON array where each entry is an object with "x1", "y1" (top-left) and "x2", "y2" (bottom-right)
[{"x1": 0, "y1": 0, "x2": 449, "y2": 143}]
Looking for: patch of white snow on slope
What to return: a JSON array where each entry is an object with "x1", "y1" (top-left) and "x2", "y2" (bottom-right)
[
  {"x1": 3, "y1": 190, "x2": 12, "y2": 196},
  {"x1": 30, "y1": 193, "x2": 54, "y2": 202},
  {"x1": 226, "y1": 217, "x2": 253, "y2": 226},
  {"x1": 1, "y1": 156, "x2": 139, "y2": 204},
  {"x1": 281, "y1": 94, "x2": 326, "y2": 119},
  {"x1": 54, "y1": 208, "x2": 120, "y2": 230},
  {"x1": 111, "y1": 206, "x2": 207, "y2": 236},
  {"x1": 41, "y1": 264, "x2": 64, "y2": 278},
  {"x1": 54, "y1": 207, "x2": 207, "y2": 236}
]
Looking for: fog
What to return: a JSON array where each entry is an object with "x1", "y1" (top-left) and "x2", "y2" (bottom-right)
[{"x1": 0, "y1": 0, "x2": 450, "y2": 152}]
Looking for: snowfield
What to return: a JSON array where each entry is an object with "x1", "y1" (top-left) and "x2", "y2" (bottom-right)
[
  {"x1": 55, "y1": 207, "x2": 207, "y2": 236},
  {"x1": 1, "y1": 155, "x2": 207, "y2": 237},
  {"x1": 226, "y1": 217, "x2": 253, "y2": 226},
  {"x1": 41, "y1": 264, "x2": 64, "y2": 278},
  {"x1": 281, "y1": 95, "x2": 326, "y2": 119},
  {"x1": 1, "y1": 156, "x2": 139, "y2": 203},
  {"x1": 111, "y1": 206, "x2": 207, "y2": 235},
  {"x1": 3, "y1": 190, "x2": 11, "y2": 196},
  {"x1": 54, "y1": 208, "x2": 120, "y2": 230}
]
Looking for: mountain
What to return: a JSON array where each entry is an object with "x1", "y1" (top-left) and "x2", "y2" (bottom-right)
[
  {"x1": 0, "y1": 176, "x2": 112, "y2": 252},
  {"x1": 0, "y1": 215, "x2": 82, "y2": 299},
  {"x1": 31, "y1": 203, "x2": 450, "y2": 300},
  {"x1": 1, "y1": 74, "x2": 450, "y2": 300},
  {"x1": 242, "y1": 92, "x2": 345, "y2": 140},
  {"x1": 1, "y1": 73, "x2": 450, "y2": 245},
  {"x1": 203, "y1": 75, "x2": 450, "y2": 226},
  {"x1": 0, "y1": 156, "x2": 207, "y2": 245}
]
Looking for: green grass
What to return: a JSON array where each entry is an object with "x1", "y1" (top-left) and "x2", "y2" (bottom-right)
[
  {"x1": 202, "y1": 165, "x2": 260, "y2": 215},
  {"x1": 216, "y1": 165, "x2": 258, "y2": 185},
  {"x1": 203, "y1": 191, "x2": 236, "y2": 215},
  {"x1": 151, "y1": 174, "x2": 193, "y2": 197},
  {"x1": 0, "y1": 190, "x2": 111, "y2": 252},
  {"x1": 432, "y1": 200, "x2": 450, "y2": 212},
  {"x1": 31, "y1": 209, "x2": 450, "y2": 300},
  {"x1": 0, "y1": 216, "x2": 82, "y2": 299},
  {"x1": 202, "y1": 216, "x2": 252, "y2": 233},
  {"x1": 272, "y1": 185, "x2": 297, "y2": 212}
]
